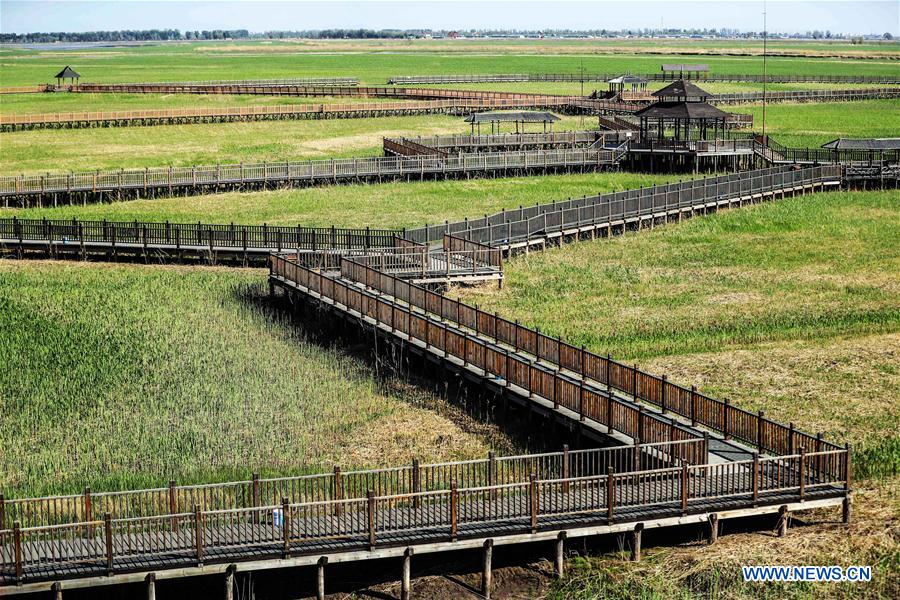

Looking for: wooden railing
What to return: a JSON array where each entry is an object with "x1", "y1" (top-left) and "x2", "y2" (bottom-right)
[
  {"x1": 404, "y1": 165, "x2": 842, "y2": 245},
  {"x1": 711, "y1": 87, "x2": 900, "y2": 104},
  {"x1": 278, "y1": 255, "x2": 717, "y2": 448},
  {"x1": 0, "y1": 218, "x2": 401, "y2": 252},
  {"x1": 0, "y1": 447, "x2": 847, "y2": 584},
  {"x1": 0, "y1": 148, "x2": 621, "y2": 199},
  {"x1": 388, "y1": 72, "x2": 900, "y2": 85},
  {"x1": 0, "y1": 97, "x2": 583, "y2": 130},
  {"x1": 321, "y1": 249, "x2": 843, "y2": 461},
  {"x1": 0, "y1": 442, "x2": 703, "y2": 532},
  {"x1": 442, "y1": 234, "x2": 503, "y2": 269}
]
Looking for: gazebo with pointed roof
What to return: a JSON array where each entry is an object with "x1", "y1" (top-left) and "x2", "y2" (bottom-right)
[
  {"x1": 634, "y1": 80, "x2": 730, "y2": 141},
  {"x1": 54, "y1": 66, "x2": 81, "y2": 86}
]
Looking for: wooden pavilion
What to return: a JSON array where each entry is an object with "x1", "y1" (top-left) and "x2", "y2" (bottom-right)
[
  {"x1": 465, "y1": 111, "x2": 560, "y2": 134},
  {"x1": 634, "y1": 80, "x2": 730, "y2": 141},
  {"x1": 54, "y1": 66, "x2": 81, "y2": 86}
]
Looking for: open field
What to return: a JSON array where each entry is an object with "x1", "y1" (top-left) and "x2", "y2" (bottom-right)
[
  {"x1": 2, "y1": 80, "x2": 897, "y2": 115},
  {"x1": 0, "y1": 260, "x2": 513, "y2": 497},
  {"x1": 458, "y1": 190, "x2": 900, "y2": 468},
  {"x1": 2, "y1": 35, "x2": 899, "y2": 597},
  {"x1": 1, "y1": 38, "x2": 899, "y2": 87},
  {"x1": 0, "y1": 172, "x2": 683, "y2": 227},
  {"x1": 2, "y1": 98, "x2": 896, "y2": 176}
]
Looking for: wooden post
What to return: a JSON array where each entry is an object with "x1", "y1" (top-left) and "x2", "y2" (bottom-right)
[
  {"x1": 333, "y1": 466, "x2": 343, "y2": 516},
  {"x1": 367, "y1": 490, "x2": 376, "y2": 549},
  {"x1": 529, "y1": 474, "x2": 539, "y2": 534},
  {"x1": 562, "y1": 444, "x2": 570, "y2": 493},
  {"x1": 401, "y1": 547, "x2": 413, "y2": 600},
  {"x1": 661, "y1": 375, "x2": 668, "y2": 414},
  {"x1": 83, "y1": 486, "x2": 92, "y2": 527},
  {"x1": 708, "y1": 513, "x2": 719, "y2": 545},
  {"x1": 316, "y1": 557, "x2": 327, "y2": 600},
  {"x1": 798, "y1": 448, "x2": 806, "y2": 502},
  {"x1": 777, "y1": 505, "x2": 789, "y2": 537},
  {"x1": 193, "y1": 505, "x2": 203, "y2": 566},
  {"x1": 843, "y1": 443, "x2": 852, "y2": 524},
  {"x1": 13, "y1": 521, "x2": 23, "y2": 582},
  {"x1": 482, "y1": 539, "x2": 494, "y2": 599},
  {"x1": 104, "y1": 512, "x2": 114, "y2": 575},
  {"x1": 690, "y1": 385, "x2": 698, "y2": 426},
  {"x1": 681, "y1": 464, "x2": 689, "y2": 515},
  {"x1": 757, "y1": 410, "x2": 765, "y2": 452},
  {"x1": 412, "y1": 459, "x2": 421, "y2": 508},
  {"x1": 555, "y1": 531, "x2": 566, "y2": 578},
  {"x1": 168, "y1": 480, "x2": 178, "y2": 532},
  {"x1": 723, "y1": 398, "x2": 731, "y2": 440},
  {"x1": 751, "y1": 453, "x2": 760, "y2": 507},
  {"x1": 630, "y1": 523, "x2": 644, "y2": 561},
  {"x1": 0, "y1": 495, "x2": 5, "y2": 534},
  {"x1": 282, "y1": 497, "x2": 291, "y2": 558},
  {"x1": 450, "y1": 482, "x2": 459, "y2": 541},
  {"x1": 224, "y1": 565, "x2": 235, "y2": 600},
  {"x1": 606, "y1": 468, "x2": 615, "y2": 523},
  {"x1": 146, "y1": 573, "x2": 156, "y2": 600},
  {"x1": 51, "y1": 582, "x2": 62, "y2": 600}
]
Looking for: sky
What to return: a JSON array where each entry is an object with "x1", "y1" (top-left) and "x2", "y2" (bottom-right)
[{"x1": 1, "y1": 0, "x2": 898, "y2": 36}]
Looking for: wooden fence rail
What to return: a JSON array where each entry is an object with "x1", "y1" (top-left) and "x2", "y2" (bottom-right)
[
  {"x1": 0, "y1": 218, "x2": 401, "y2": 252},
  {"x1": 0, "y1": 98, "x2": 586, "y2": 131},
  {"x1": 0, "y1": 147, "x2": 621, "y2": 202},
  {"x1": 387, "y1": 72, "x2": 900, "y2": 85},
  {"x1": 403, "y1": 165, "x2": 844, "y2": 245},
  {"x1": 0, "y1": 442, "x2": 704, "y2": 532},
  {"x1": 0, "y1": 448, "x2": 849, "y2": 584}
]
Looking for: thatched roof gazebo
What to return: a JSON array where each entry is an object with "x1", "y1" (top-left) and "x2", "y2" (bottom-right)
[
  {"x1": 54, "y1": 66, "x2": 81, "y2": 86},
  {"x1": 634, "y1": 80, "x2": 730, "y2": 141}
]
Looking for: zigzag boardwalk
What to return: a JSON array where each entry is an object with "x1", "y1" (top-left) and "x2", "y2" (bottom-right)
[{"x1": 0, "y1": 165, "x2": 860, "y2": 595}]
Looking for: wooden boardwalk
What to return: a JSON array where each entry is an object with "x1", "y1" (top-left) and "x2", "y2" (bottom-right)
[
  {"x1": 388, "y1": 72, "x2": 900, "y2": 85},
  {"x1": 0, "y1": 147, "x2": 626, "y2": 207},
  {"x1": 0, "y1": 166, "x2": 856, "y2": 593},
  {"x1": 0, "y1": 98, "x2": 588, "y2": 132}
]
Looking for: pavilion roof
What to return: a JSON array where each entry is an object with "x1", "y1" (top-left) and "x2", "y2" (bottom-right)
[
  {"x1": 634, "y1": 101, "x2": 730, "y2": 120},
  {"x1": 652, "y1": 79, "x2": 711, "y2": 100},
  {"x1": 607, "y1": 74, "x2": 647, "y2": 85},
  {"x1": 54, "y1": 66, "x2": 81, "y2": 79},
  {"x1": 821, "y1": 138, "x2": 900, "y2": 150}
]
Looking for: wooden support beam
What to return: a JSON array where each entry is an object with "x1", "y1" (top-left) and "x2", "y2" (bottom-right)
[
  {"x1": 708, "y1": 513, "x2": 719, "y2": 545},
  {"x1": 630, "y1": 523, "x2": 644, "y2": 561},
  {"x1": 224, "y1": 565, "x2": 235, "y2": 600},
  {"x1": 482, "y1": 539, "x2": 494, "y2": 599},
  {"x1": 555, "y1": 532, "x2": 566, "y2": 578},
  {"x1": 316, "y1": 557, "x2": 327, "y2": 600},
  {"x1": 777, "y1": 505, "x2": 789, "y2": 537},
  {"x1": 52, "y1": 581, "x2": 62, "y2": 600},
  {"x1": 401, "y1": 548, "x2": 413, "y2": 600}
]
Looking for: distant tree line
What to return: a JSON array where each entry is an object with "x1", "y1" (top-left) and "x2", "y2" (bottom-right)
[
  {"x1": 265, "y1": 29, "x2": 408, "y2": 39},
  {"x1": 1, "y1": 27, "x2": 895, "y2": 44},
  {"x1": 0, "y1": 29, "x2": 250, "y2": 43}
]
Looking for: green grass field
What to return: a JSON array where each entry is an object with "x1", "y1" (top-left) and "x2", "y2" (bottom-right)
[
  {"x1": 1, "y1": 38, "x2": 898, "y2": 87},
  {"x1": 0, "y1": 262, "x2": 512, "y2": 496},
  {"x1": 1, "y1": 36, "x2": 898, "y2": 598},
  {"x1": 1, "y1": 172, "x2": 687, "y2": 227},
  {"x1": 2, "y1": 99, "x2": 896, "y2": 176}
]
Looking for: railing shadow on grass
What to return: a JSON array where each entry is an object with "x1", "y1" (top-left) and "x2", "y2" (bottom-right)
[{"x1": 228, "y1": 278, "x2": 555, "y2": 456}]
